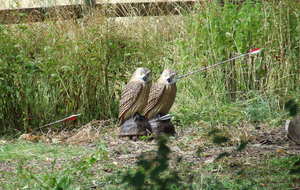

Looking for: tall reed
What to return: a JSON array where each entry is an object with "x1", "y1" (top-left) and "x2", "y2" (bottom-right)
[
  {"x1": 0, "y1": 0, "x2": 299, "y2": 134},
  {"x1": 0, "y1": 15, "x2": 173, "y2": 134},
  {"x1": 173, "y1": 0, "x2": 300, "y2": 125}
]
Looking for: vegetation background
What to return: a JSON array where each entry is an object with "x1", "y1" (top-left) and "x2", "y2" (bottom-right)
[
  {"x1": 1, "y1": 0, "x2": 299, "y2": 134},
  {"x1": 0, "y1": 0, "x2": 300, "y2": 189}
]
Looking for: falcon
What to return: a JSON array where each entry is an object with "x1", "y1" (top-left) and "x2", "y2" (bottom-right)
[
  {"x1": 118, "y1": 67, "x2": 152, "y2": 125},
  {"x1": 143, "y1": 69, "x2": 177, "y2": 119}
]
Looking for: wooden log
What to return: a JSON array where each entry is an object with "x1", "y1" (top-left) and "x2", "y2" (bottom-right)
[
  {"x1": 149, "y1": 118, "x2": 176, "y2": 136},
  {"x1": 0, "y1": 0, "x2": 196, "y2": 24},
  {"x1": 286, "y1": 116, "x2": 300, "y2": 145},
  {"x1": 119, "y1": 114, "x2": 152, "y2": 140}
]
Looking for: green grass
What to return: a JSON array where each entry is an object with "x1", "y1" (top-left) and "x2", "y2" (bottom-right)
[
  {"x1": 1, "y1": 138, "x2": 299, "y2": 190},
  {"x1": 1, "y1": 1, "x2": 300, "y2": 189},
  {"x1": 1, "y1": 0, "x2": 299, "y2": 134},
  {"x1": 0, "y1": 140, "x2": 108, "y2": 189},
  {"x1": 172, "y1": 0, "x2": 300, "y2": 126},
  {"x1": 0, "y1": 141, "x2": 92, "y2": 161},
  {"x1": 199, "y1": 156, "x2": 300, "y2": 190}
]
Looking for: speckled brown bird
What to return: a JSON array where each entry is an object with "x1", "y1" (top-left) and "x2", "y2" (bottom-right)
[
  {"x1": 143, "y1": 69, "x2": 177, "y2": 119},
  {"x1": 118, "y1": 67, "x2": 152, "y2": 125}
]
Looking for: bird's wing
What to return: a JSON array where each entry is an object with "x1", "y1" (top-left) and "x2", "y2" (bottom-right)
[
  {"x1": 143, "y1": 83, "x2": 166, "y2": 116},
  {"x1": 118, "y1": 81, "x2": 143, "y2": 120},
  {"x1": 161, "y1": 84, "x2": 177, "y2": 113}
]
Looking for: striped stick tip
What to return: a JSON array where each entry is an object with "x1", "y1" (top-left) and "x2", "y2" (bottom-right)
[
  {"x1": 64, "y1": 114, "x2": 81, "y2": 122},
  {"x1": 249, "y1": 48, "x2": 262, "y2": 54}
]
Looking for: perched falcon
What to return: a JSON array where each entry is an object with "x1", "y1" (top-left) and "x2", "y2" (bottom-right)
[
  {"x1": 118, "y1": 67, "x2": 152, "y2": 125},
  {"x1": 143, "y1": 69, "x2": 177, "y2": 119}
]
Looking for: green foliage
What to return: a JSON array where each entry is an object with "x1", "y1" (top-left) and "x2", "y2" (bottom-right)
[
  {"x1": 13, "y1": 157, "x2": 92, "y2": 189},
  {"x1": 285, "y1": 99, "x2": 299, "y2": 117},
  {"x1": 212, "y1": 135, "x2": 230, "y2": 144},
  {"x1": 122, "y1": 136, "x2": 184, "y2": 190},
  {"x1": 174, "y1": 0, "x2": 300, "y2": 126},
  {"x1": 207, "y1": 127, "x2": 229, "y2": 145},
  {"x1": 244, "y1": 93, "x2": 282, "y2": 124},
  {"x1": 215, "y1": 152, "x2": 231, "y2": 161},
  {"x1": 289, "y1": 158, "x2": 300, "y2": 175},
  {"x1": 16, "y1": 160, "x2": 75, "y2": 190},
  {"x1": 236, "y1": 140, "x2": 248, "y2": 152},
  {"x1": 198, "y1": 155, "x2": 300, "y2": 190},
  {"x1": 0, "y1": 141, "x2": 92, "y2": 161},
  {"x1": 206, "y1": 126, "x2": 249, "y2": 161},
  {"x1": 0, "y1": 18, "x2": 166, "y2": 134},
  {"x1": 0, "y1": 141, "x2": 108, "y2": 189},
  {"x1": 1, "y1": 0, "x2": 300, "y2": 133},
  {"x1": 0, "y1": 138, "x2": 299, "y2": 189}
]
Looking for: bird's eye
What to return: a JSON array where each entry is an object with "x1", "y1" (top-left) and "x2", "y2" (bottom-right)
[{"x1": 167, "y1": 78, "x2": 171, "y2": 83}]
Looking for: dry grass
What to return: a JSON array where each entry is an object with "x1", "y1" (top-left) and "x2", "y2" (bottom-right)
[
  {"x1": 1, "y1": 2, "x2": 300, "y2": 188},
  {"x1": 1, "y1": 1, "x2": 300, "y2": 134},
  {"x1": 1, "y1": 120, "x2": 299, "y2": 189}
]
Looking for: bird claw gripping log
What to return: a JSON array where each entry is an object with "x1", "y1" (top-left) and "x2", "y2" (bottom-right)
[{"x1": 119, "y1": 113, "x2": 175, "y2": 139}]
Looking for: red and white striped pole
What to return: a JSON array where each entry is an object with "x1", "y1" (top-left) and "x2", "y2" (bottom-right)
[{"x1": 40, "y1": 114, "x2": 81, "y2": 128}]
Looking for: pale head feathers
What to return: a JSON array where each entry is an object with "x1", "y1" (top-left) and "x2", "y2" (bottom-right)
[
  {"x1": 129, "y1": 67, "x2": 151, "y2": 83},
  {"x1": 157, "y1": 69, "x2": 177, "y2": 84}
]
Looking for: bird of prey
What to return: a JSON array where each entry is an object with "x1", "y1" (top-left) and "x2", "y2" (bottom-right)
[
  {"x1": 143, "y1": 69, "x2": 177, "y2": 119},
  {"x1": 118, "y1": 67, "x2": 152, "y2": 125}
]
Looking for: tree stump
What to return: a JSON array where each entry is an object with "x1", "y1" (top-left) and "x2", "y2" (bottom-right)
[
  {"x1": 149, "y1": 118, "x2": 176, "y2": 136},
  {"x1": 119, "y1": 114, "x2": 152, "y2": 140},
  {"x1": 286, "y1": 115, "x2": 300, "y2": 145}
]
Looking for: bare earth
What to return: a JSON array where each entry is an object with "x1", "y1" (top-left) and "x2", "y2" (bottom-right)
[
  {"x1": 1, "y1": 120, "x2": 299, "y2": 186},
  {"x1": 22, "y1": 120, "x2": 300, "y2": 165}
]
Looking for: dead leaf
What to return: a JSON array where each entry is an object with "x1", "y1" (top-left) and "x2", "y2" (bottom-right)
[
  {"x1": 276, "y1": 148, "x2": 286, "y2": 154},
  {"x1": 19, "y1": 134, "x2": 42, "y2": 142}
]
